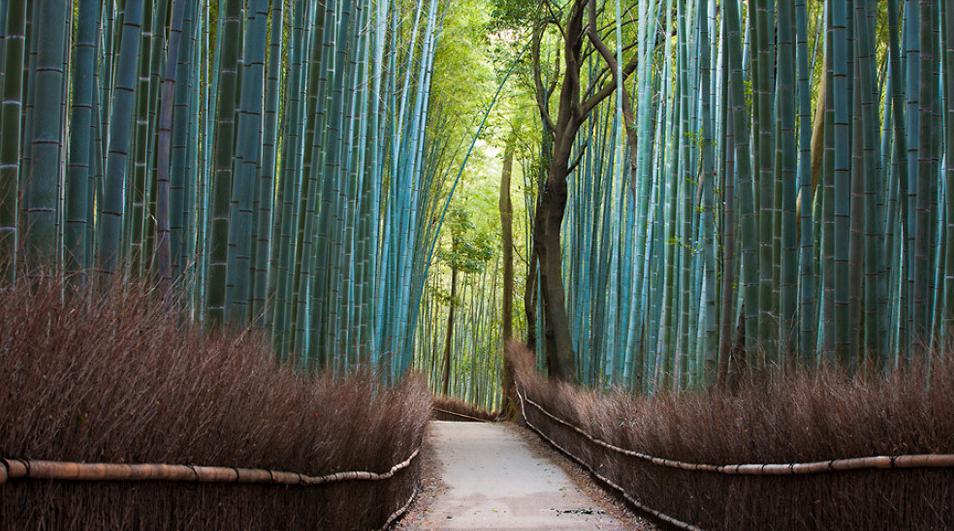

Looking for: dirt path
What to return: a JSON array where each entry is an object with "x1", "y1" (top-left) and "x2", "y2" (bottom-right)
[{"x1": 402, "y1": 421, "x2": 632, "y2": 530}]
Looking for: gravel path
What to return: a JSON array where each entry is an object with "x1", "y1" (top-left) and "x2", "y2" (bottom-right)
[{"x1": 399, "y1": 421, "x2": 635, "y2": 530}]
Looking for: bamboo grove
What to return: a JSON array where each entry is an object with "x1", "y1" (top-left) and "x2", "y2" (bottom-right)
[
  {"x1": 505, "y1": 0, "x2": 954, "y2": 392},
  {"x1": 0, "y1": 0, "x2": 459, "y2": 379},
  {"x1": 4, "y1": 0, "x2": 954, "y2": 405}
]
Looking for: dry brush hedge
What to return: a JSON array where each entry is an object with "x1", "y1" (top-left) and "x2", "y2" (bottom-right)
[
  {"x1": 0, "y1": 276, "x2": 431, "y2": 530},
  {"x1": 508, "y1": 343, "x2": 954, "y2": 530}
]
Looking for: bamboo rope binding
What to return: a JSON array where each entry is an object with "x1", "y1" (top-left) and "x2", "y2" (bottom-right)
[
  {"x1": 518, "y1": 384, "x2": 954, "y2": 475},
  {"x1": 514, "y1": 385, "x2": 702, "y2": 531},
  {"x1": 0, "y1": 448, "x2": 420, "y2": 486}
]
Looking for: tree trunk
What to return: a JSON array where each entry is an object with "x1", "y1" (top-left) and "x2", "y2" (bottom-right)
[
  {"x1": 531, "y1": 1, "x2": 586, "y2": 383},
  {"x1": 524, "y1": 248, "x2": 538, "y2": 350},
  {"x1": 441, "y1": 265, "x2": 458, "y2": 396},
  {"x1": 535, "y1": 142, "x2": 577, "y2": 382},
  {"x1": 500, "y1": 140, "x2": 515, "y2": 415},
  {"x1": 528, "y1": 0, "x2": 635, "y2": 382},
  {"x1": 524, "y1": 144, "x2": 548, "y2": 353},
  {"x1": 501, "y1": 144, "x2": 515, "y2": 340}
]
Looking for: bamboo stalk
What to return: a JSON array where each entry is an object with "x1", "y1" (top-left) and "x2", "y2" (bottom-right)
[
  {"x1": 24, "y1": 0, "x2": 70, "y2": 269},
  {"x1": 96, "y1": 0, "x2": 144, "y2": 283},
  {"x1": 0, "y1": 0, "x2": 28, "y2": 283}
]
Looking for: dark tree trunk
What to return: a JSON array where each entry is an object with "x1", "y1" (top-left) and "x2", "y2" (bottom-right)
[
  {"x1": 535, "y1": 145, "x2": 577, "y2": 382},
  {"x1": 441, "y1": 265, "x2": 458, "y2": 396},
  {"x1": 524, "y1": 19, "x2": 553, "y2": 354},
  {"x1": 524, "y1": 248, "x2": 538, "y2": 350},
  {"x1": 524, "y1": 134, "x2": 548, "y2": 353}
]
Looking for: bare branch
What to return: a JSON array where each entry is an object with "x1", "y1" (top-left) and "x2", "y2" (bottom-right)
[
  {"x1": 566, "y1": 138, "x2": 590, "y2": 175},
  {"x1": 532, "y1": 23, "x2": 557, "y2": 132},
  {"x1": 579, "y1": 0, "x2": 638, "y2": 120}
]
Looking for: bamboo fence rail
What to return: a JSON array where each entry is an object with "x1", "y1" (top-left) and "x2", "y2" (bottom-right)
[
  {"x1": 379, "y1": 486, "x2": 419, "y2": 531},
  {"x1": 0, "y1": 448, "x2": 420, "y2": 487},
  {"x1": 517, "y1": 388, "x2": 954, "y2": 475}
]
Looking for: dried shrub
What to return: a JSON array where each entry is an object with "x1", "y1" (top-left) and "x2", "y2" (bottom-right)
[
  {"x1": 432, "y1": 396, "x2": 499, "y2": 422},
  {"x1": 508, "y1": 343, "x2": 954, "y2": 530},
  {"x1": 0, "y1": 275, "x2": 431, "y2": 530}
]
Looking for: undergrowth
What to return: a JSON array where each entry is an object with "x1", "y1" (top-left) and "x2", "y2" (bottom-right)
[
  {"x1": 509, "y1": 343, "x2": 954, "y2": 530},
  {"x1": 0, "y1": 275, "x2": 431, "y2": 530}
]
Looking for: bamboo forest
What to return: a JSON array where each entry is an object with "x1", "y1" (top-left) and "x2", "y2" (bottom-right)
[{"x1": 2, "y1": 0, "x2": 954, "y2": 530}]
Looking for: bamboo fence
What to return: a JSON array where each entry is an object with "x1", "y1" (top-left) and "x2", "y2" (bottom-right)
[
  {"x1": 514, "y1": 385, "x2": 701, "y2": 531},
  {"x1": 516, "y1": 388, "x2": 954, "y2": 475},
  {"x1": 514, "y1": 383, "x2": 954, "y2": 530},
  {"x1": 379, "y1": 486, "x2": 419, "y2": 531},
  {"x1": 0, "y1": 448, "x2": 420, "y2": 487}
]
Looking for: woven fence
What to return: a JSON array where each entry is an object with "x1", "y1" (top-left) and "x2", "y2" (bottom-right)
[
  {"x1": 515, "y1": 383, "x2": 954, "y2": 530},
  {"x1": 0, "y1": 449, "x2": 421, "y2": 530}
]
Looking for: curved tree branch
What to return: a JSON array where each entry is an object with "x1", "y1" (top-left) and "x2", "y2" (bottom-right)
[{"x1": 533, "y1": 22, "x2": 557, "y2": 132}]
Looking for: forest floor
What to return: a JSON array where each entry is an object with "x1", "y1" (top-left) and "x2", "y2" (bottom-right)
[{"x1": 396, "y1": 421, "x2": 652, "y2": 530}]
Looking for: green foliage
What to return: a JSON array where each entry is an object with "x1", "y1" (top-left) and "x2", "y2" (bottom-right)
[
  {"x1": 438, "y1": 207, "x2": 494, "y2": 276},
  {"x1": 488, "y1": 0, "x2": 539, "y2": 32},
  {"x1": 428, "y1": 0, "x2": 495, "y2": 163}
]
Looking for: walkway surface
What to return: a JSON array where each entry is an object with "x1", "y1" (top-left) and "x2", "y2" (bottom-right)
[{"x1": 415, "y1": 421, "x2": 628, "y2": 530}]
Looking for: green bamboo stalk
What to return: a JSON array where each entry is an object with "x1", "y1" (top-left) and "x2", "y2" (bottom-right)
[
  {"x1": 0, "y1": 0, "x2": 28, "y2": 282},
  {"x1": 170, "y1": 0, "x2": 198, "y2": 278},
  {"x1": 725, "y1": 0, "x2": 756, "y2": 359},
  {"x1": 777, "y1": 0, "x2": 797, "y2": 360},
  {"x1": 24, "y1": 0, "x2": 69, "y2": 270},
  {"x1": 915, "y1": 0, "x2": 938, "y2": 344},
  {"x1": 272, "y1": 0, "x2": 307, "y2": 356},
  {"x1": 126, "y1": 0, "x2": 156, "y2": 274},
  {"x1": 854, "y1": 1, "x2": 882, "y2": 362},
  {"x1": 64, "y1": 0, "x2": 101, "y2": 281},
  {"x1": 753, "y1": 0, "x2": 776, "y2": 360},
  {"x1": 254, "y1": 0, "x2": 284, "y2": 326},
  {"x1": 96, "y1": 0, "x2": 144, "y2": 283},
  {"x1": 830, "y1": 0, "x2": 852, "y2": 363},
  {"x1": 717, "y1": 5, "x2": 737, "y2": 387},
  {"x1": 205, "y1": 0, "x2": 243, "y2": 324},
  {"x1": 902, "y1": 0, "x2": 921, "y2": 357},
  {"x1": 795, "y1": 0, "x2": 817, "y2": 362},
  {"x1": 944, "y1": 0, "x2": 954, "y2": 336},
  {"x1": 225, "y1": 0, "x2": 268, "y2": 325},
  {"x1": 154, "y1": 0, "x2": 189, "y2": 283}
]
